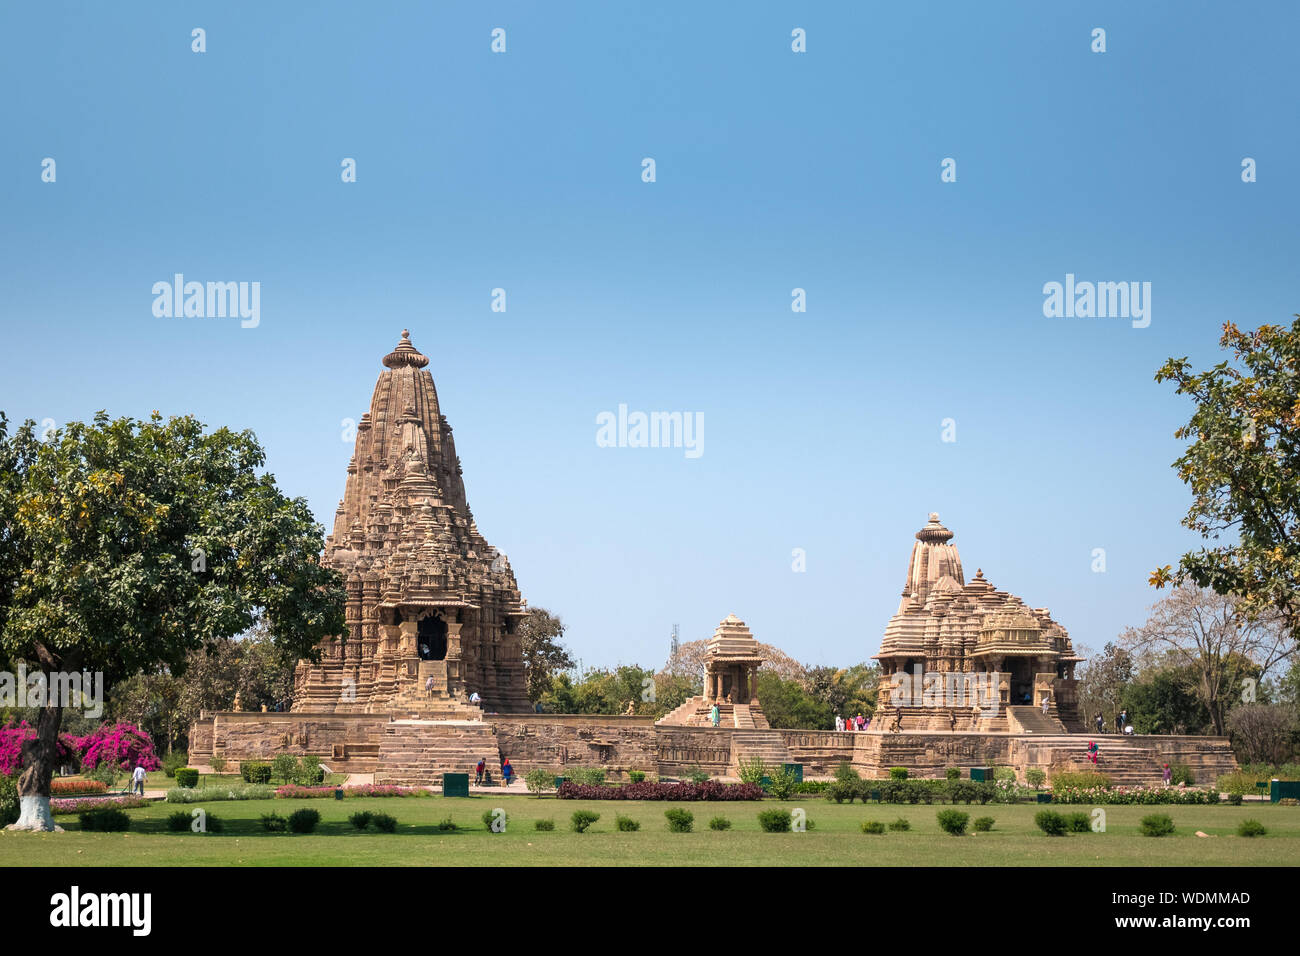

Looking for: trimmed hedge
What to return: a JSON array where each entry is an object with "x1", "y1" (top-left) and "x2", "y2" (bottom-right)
[
  {"x1": 1050, "y1": 785, "x2": 1219, "y2": 805},
  {"x1": 557, "y1": 781, "x2": 763, "y2": 801},
  {"x1": 1140, "y1": 814, "x2": 1175, "y2": 837},
  {"x1": 288, "y1": 808, "x2": 321, "y2": 834},
  {"x1": 240, "y1": 762, "x2": 273, "y2": 784},
  {"x1": 664, "y1": 808, "x2": 694, "y2": 832},
  {"x1": 174, "y1": 768, "x2": 199, "y2": 788}
]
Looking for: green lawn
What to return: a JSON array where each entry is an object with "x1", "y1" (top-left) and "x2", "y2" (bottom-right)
[{"x1": 3, "y1": 796, "x2": 1298, "y2": 866}]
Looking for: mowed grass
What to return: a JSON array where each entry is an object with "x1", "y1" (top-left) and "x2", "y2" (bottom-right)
[{"x1": 2, "y1": 796, "x2": 1297, "y2": 866}]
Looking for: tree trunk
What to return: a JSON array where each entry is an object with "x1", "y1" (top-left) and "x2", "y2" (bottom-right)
[{"x1": 9, "y1": 693, "x2": 64, "y2": 832}]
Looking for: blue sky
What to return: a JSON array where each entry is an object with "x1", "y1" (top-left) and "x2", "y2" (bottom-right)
[{"x1": 2, "y1": 2, "x2": 1297, "y2": 672}]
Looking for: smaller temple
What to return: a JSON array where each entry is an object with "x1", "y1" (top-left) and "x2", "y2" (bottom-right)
[
  {"x1": 874, "y1": 513, "x2": 1085, "y2": 732},
  {"x1": 657, "y1": 614, "x2": 771, "y2": 729}
]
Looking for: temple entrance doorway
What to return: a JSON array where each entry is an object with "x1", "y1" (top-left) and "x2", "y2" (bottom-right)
[
  {"x1": 1007, "y1": 658, "x2": 1034, "y2": 706},
  {"x1": 417, "y1": 616, "x2": 448, "y2": 661}
]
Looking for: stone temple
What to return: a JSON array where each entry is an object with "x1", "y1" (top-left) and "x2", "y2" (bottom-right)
[
  {"x1": 874, "y1": 513, "x2": 1084, "y2": 732},
  {"x1": 187, "y1": 352, "x2": 1238, "y2": 787},
  {"x1": 292, "y1": 330, "x2": 530, "y2": 717}
]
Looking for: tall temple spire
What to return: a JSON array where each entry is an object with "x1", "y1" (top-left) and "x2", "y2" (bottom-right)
[{"x1": 899, "y1": 512, "x2": 964, "y2": 610}]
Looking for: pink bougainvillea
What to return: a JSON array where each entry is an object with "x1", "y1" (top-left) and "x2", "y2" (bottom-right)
[
  {"x1": 0, "y1": 721, "x2": 79, "y2": 777},
  {"x1": 74, "y1": 723, "x2": 162, "y2": 772}
]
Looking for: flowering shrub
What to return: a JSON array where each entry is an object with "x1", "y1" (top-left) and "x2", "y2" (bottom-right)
[
  {"x1": 51, "y1": 795, "x2": 149, "y2": 814},
  {"x1": 166, "y1": 784, "x2": 272, "y2": 803},
  {"x1": 557, "y1": 781, "x2": 764, "y2": 801},
  {"x1": 76, "y1": 723, "x2": 162, "y2": 772},
  {"x1": 1050, "y1": 785, "x2": 1219, "y2": 805},
  {"x1": 0, "y1": 721, "x2": 80, "y2": 776},
  {"x1": 50, "y1": 779, "x2": 108, "y2": 796},
  {"x1": 274, "y1": 785, "x2": 338, "y2": 799},
  {"x1": 342, "y1": 784, "x2": 429, "y2": 798}
]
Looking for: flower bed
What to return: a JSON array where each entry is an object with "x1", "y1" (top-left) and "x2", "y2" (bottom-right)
[
  {"x1": 273, "y1": 784, "x2": 430, "y2": 799},
  {"x1": 51, "y1": 795, "x2": 149, "y2": 814},
  {"x1": 1050, "y1": 785, "x2": 1220, "y2": 805},
  {"x1": 165, "y1": 784, "x2": 272, "y2": 803},
  {"x1": 51, "y1": 779, "x2": 108, "y2": 797},
  {"x1": 557, "y1": 781, "x2": 764, "y2": 801}
]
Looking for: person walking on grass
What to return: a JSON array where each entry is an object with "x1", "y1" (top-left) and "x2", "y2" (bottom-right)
[{"x1": 131, "y1": 763, "x2": 147, "y2": 797}]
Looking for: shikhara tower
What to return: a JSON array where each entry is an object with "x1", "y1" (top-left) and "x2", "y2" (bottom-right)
[{"x1": 293, "y1": 330, "x2": 530, "y2": 715}]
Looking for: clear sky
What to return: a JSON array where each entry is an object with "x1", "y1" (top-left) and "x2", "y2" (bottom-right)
[{"x1": 2, "y1": 2, "x2": 1297, "y2": 672}]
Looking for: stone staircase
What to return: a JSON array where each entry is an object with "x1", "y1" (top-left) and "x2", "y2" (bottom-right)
[
  {"x1": 729, "y1": 729, "x2": 792, "y2": 776},
  {"x1": 1012, "y1": 734, "x2": 1239, "y2": 787},
  {"x1": 1007, "y1": 705, "x2": 1068, "y2": 735},
  {"x1": 373, "y1": 719, "x2": 500, "y2": 786}
]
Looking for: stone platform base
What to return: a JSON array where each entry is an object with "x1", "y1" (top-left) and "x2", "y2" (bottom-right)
[{"x1": 187, "y1": 712, "x2": 1237, "y2": 787}]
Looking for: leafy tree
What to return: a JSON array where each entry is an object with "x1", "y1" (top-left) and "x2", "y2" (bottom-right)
[
  {"x1": 1152, "y1": 317, "x2": 1300, "y2": 640},
  {"x1": 804, "y1": 663, "x2": 879, "y2": 720},
  {"x1": 1121, "y1": 666, "x2": 1210, "y2": 735},
  {"x1": 1120, "y1": 587, "x2": 1289, "y2": 735},
  {"x1": 519, "y1": 607, "x2": 575, "y2": 703},
  {"x1": 0, "y1": 412, "x2": 345, "y2": 830},
  {"x1": 755, "y1": 671, "x2": 833, "y2": 729},
  {"x1": 1075, "y1": 641, "x2": 1135, "y2": 730},
  {"x1": 1226, "y1": 704, "x2": 1300, "y2": 765}
]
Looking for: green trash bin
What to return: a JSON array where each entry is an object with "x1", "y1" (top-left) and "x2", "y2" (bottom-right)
[
  {"x1": 783, "y1": 763, "x2": 803, "y2": 783},
  {"x1": 443, "y1": 772, "x2": 470, "y2": 798},
  {"x1": 970, "y1": 767, "x2": 990, "y2": 782},
  {"x1": 869, "y1": 789, "x2": 882, "y2": 803},
  {"x1": 554, "y1": 776, "x2": 568, "y2": 790},
  {"x1": 1036, "y1": 791, "x2": 1052, "y2": 803}
]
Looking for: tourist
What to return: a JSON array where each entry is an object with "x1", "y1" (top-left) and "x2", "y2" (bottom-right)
[
  {"x1": 131, "y1": 763, "x2": 147, "y2": 797},
  {"x1": 1094, "y1": 712, "x2": 1104, "y2": 734},
  {"x1": 469, "y1": 691, "x2": 482, "y2": 704},
  {"x1": 710, "y1": 702, "x2": 720, "y2": 727},
  {"x1": 475, "y1": 758, "x2": 485, "y2": 786},
  {"x1": 1040, "y1": 695, "x2": 1050, "y2": 717},
  {"x1": 1117, "y1": 709, "x2": 1128, "y2": 732},
  {"x1": 893, "y1": 704, "x2": 904, "y2": 732},
  {"x1": 425, "y1": 675, "x2": 435, "y2": 698},
  {"x1": 501, "y1": 757, "x2": 514, "y2": 787},
  {"x1": 855, "y1": 713, "x2": 865, "y2": 731},
  {"x1": 1162, "y1": 763, "x2": 1172, "y2": 787}
]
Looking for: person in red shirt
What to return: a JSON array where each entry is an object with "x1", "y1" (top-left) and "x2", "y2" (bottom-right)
[{"x1": 474, "y1": 758, "x2": 485, "y2": 786}]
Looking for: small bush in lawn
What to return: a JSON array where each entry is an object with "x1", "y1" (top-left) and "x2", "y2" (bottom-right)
[
  {"x1": 860, "y1": 820, "x2": 886, "y2": 834},
  {"x1": 349, "y1": 811, "x2": 373, "y2": 831},
  {"x1": 295, "y1": 754, "x2": 324, "y2": 786},
  {"x1": 628, "y1": 770, "x2": 647, "y2": 784},
  {"x1": 167, "y1": 810, "x2": 192, "y2": 832},
  {"x1": 570, "y1": 810, "x2": 600, "y2": 833},
  {"x1": 1067, "y1": 812, "x2": 1092, "y2": 833},
  {"x1": 288, "y1": 808, "x2": 320, "y2": 834},
  {"x1": 371, "y1": 813, "x2": 398, "y2": 833},
  {"x1": 261, "y1": 812, "x2": 288, "y2": 833},
  {"x1": 1237, "y1": 819, "x2": 1267, "y2": 838},
  {"x1": 767, "y1": 767, "x2": 800, "y2": 801},
  {"x1": 973, "y1": 816, "x2": 995, "y2": 832},
  {"x1": 79, "y1": 808, "x2": 131, "y2": 832},
  {"x1": 524, "y1": 768, "x2": 553, "y2": 796},
  {"x1": 708, "y1": 816, "x2": 731, "y2": 831},
  {"x1": 534, "y1": 818, "x2": 555, "y2": 831},
  {"x1": 889, "y1": 767, "x2": 909, "y2": 780},
  {"x1": 1025, "y1": 768, "x2": 1047, "y2": 789},
  {"x1": 1035, "y1": 810, "x2": 1067, "y2": 836},
  {"x1": 757, "y1": 809, "x2": 792, "y2": 833},
  {"x1": 241, "y1": 761, "x2": 272, "y2": 785},
  {"x1": 204, "y1": 814, "x2": 224, "y2": 833},
  {"x1": 665, "y1": 808, "x2": 694, "y2": 833},
  {"x1": 616, "y1": 815, "x2": 641, "y2": 832},
  {"x1": 944, "y1": 767, "x2": 960, "y2": 780},
  {"x1": 174, "y1": 768, "x2": 199, "y2": 789},
  {"x1": 888, "y1": 817, "x2": 911, "y2": 832},
  {"x1": 1228, "y1": 792, "x2": 1244, "y2": 806},
  {"x1": 436, "y1": 817, "x2": 458, "y2": 832},
  {"x1": 1140, "y1": 813, "x2": 1175, "y2": 837},
  {"x1": 936, "y1": 810, "x2": 969, "y2": 835},
  {"x1": 481, "y1": 809, "x2": 507, "y2": 833}
]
